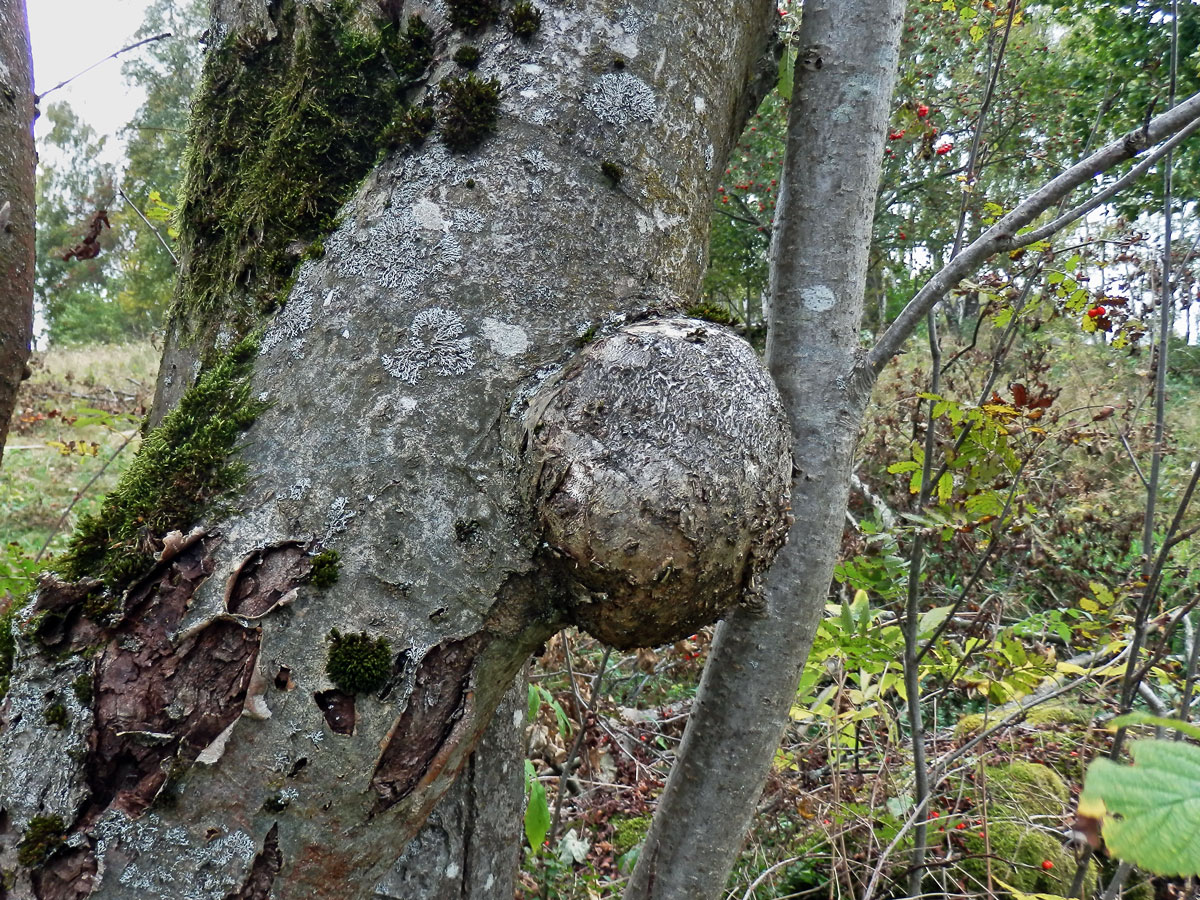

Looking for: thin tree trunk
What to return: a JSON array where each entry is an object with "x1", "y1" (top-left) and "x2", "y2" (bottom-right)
[
  {"x1": 0, "y1": 0, "x2": 35, "y2": 468},
  {"x1": 625, "y1": 2, "x2": 906, "y2": 896},
  {"x1": 0, "y1": 2, "x2": 785, "y2": 898}
]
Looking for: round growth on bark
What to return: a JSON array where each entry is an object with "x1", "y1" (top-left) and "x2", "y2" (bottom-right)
[{"x1": 522, "y1": 318, "x2": 793, "y2": 649}]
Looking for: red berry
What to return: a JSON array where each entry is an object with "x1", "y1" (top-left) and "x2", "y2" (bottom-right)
[
  {"x1": 1042, "y1": 860, "x2": 1054, "y2": 870},
  {"x1": 917, "y1": 103, "x2": 930, "y2": 118},
  {"x1": 889, "y1": 129, "x2": 905, "y2": 140},
  {"x1": 1087, "y1": 306, "x2": 1106, "y2": 318},
  {"x1": 936, "y1": 143, "x2": 953, "y2": 155}
]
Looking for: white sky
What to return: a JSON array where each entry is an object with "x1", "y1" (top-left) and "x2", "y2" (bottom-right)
[{"x1": 27, "y1": 0, "x2": 156, "y2": 165}]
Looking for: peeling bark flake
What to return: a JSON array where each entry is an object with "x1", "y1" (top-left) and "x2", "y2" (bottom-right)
[
  {"x1": 30, "y1": 845, "x2": 97, "y2": 900},
  {"x1": 225, "y1": 542, "x2": 309, "y2": 618},
  {"x1": 222, "y1": 823, "x2": 283, "y2": 900},
  {"x1": 370, "y1": 634, "x2": 485, "y2": 809},
  {"x1": 88, "y1": 541, "x2": 261, "y2": 816},
  {"x1": 313, "y1": 689, "x2": 356, "y2": 735}
]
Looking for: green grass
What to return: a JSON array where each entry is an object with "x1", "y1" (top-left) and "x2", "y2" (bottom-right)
[{"x1": 1, "y1": 341, "x2": 156, "y2": 576}]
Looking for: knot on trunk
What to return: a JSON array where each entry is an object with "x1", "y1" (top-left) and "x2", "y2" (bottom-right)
[{"x1": 521, "y1": 318, "x2": 793, "y2": 649}]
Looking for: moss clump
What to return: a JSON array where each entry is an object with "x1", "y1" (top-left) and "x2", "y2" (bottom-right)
[
  {"x1": 176, "y1": 1, "x2": 431, "y2": 330},
  {"x1": 600, "y1": 160, "x2": 624, "y2": 184},
  {"x1": 611, "y1": 814, "x2": 651, "y2": 855},
  {"x1": 380, "y1": 105, "x2": 436, "y2": 149},
  {"x1": 383, "y1": 14, "x2": 433, "y2": 83},
  {"x1": 440, "y1": 74, "x2": 501, "y2": 153},
  {"x1": 685, "y1": 301, "x2": 734, "y2": 325},
  {"x1": 71, "y1": 672, "x2": 93, "y2": 706},
  {"x1": 453, "y1": 45, "x2": 481, "y2": 69},
  {"x1": 44, "y1": 702, "x2": 69, "y2": 729},
  {"x1": 958, "y1": 822, "x2": 1085, "y2": 896},
  {"x1": 447, "y1": 0, "x2": 500, "y2": 32},
  {"x1": 325, "y1": 629, "x2": 392, "y2": 694},
  {"x1": 310, "y1": 550, "x2": 341, "y2": 589},
  {"x1": 508, "y1": 1, "x2": 542, "y2": 38},
  {"x1": 59, "y1": 335, "x2": 265, "y2": 589},
  {"x1": 985, "y1": 761, "x2": 1068, "y2": 818},
  {"x1": 16, "y1": 815, "x2": 66, "y2": 868},
  {"x1": 955, "y1": 763, "x2": 1086, "y2": 897},
  {"x1": 955, "y1": 705, "x2": 1090, "y2": 739}
]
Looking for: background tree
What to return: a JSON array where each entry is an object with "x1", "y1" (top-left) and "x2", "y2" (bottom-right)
[{"x1": 0, "y1": 0, "x2": 35, "y2": 468}]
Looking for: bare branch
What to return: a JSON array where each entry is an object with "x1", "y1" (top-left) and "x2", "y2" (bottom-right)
[
  {"x1": 865, "y1": 89, "x2": 1200, "y2": 377},
  {"x1": 1014, "y1": 116, "x2": 1200, "y2": 251}
]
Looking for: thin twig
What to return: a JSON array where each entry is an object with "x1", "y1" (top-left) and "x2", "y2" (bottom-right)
[
  {"x1": 37, "y1": 33, "x2": 172, "y2": 101},
  {"x1": 117, "y1": 188, "x2": 179, "y2": 266},
  {"x1": 34, "y1": 431, "x2": 137, "y2": 563}
]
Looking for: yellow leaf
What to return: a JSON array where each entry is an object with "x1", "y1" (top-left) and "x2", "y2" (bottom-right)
[{"x1": 1076, "y1": 794, "x2": 1105, "y2": 818}]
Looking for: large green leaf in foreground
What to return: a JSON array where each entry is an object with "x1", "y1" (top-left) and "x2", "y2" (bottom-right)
[{"x1": 1079, "y1": 738, "x2": 1200, "y2": 877}]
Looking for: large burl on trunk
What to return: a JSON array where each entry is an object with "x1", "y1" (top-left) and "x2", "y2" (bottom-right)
[{"x1": 0, "y1": 1, "x2": 788, "y2": 897}]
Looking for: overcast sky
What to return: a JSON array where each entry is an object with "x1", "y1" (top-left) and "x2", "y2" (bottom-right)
[{"x1": 27, "y1": 0, "x2": 155, "y2": 164}]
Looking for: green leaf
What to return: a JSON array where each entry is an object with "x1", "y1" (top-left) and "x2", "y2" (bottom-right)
[
  {"x1": 992, "y1": 307, "x2": 1014, "y2": 328},
  {"x1": 527, "y1": 683, "x2": 540, "y2": 722},
  {"x1": 918, "y1": 605, "x2": 953, "y2": 638},
  {"x1": 524, "y1": 760, "x2": 551, "y2": 853},
  {"x1": 1079, "y1": 739, "x2": 1200, "y2": 876},
  {"x1": 1108, "y1": 712, "x2": 1200, "y2": 743},
  {"x1": 777, "y1": 49, "x2": 795, "y2": 102},
  {"x1": 936, "y1": 471, "x2": 953, "y2": 504}
]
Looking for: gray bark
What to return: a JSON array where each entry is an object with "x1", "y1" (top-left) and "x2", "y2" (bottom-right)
[
  {"x1": 625, "y1": 2, "x2": 907, "y2": 897},
  {"x1": 0, "y1": 0, "x2": 34, "y2": 469},
  {"x1": 0, "y1": 1, "x2": 785, "y2": 898}
]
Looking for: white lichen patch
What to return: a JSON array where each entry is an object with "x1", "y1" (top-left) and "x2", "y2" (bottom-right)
[
  {"x1": 324, "y1": 496, "x2": 357, "y2": 538},
  {"x1": 801, "y1": 284, "x2": 837, "y2": 312},
  {"x1": 0, "y1": 660, "x2": 94, "y2": 827},
  {"x1": 93, "y1": 811, "x2": 259, "y2": 900},
  {"x1": 584, "y1": 72, "x2": 657, "y2": 126},
  {"x1": 261, "y1": 287, "x2": 317, "y2": 358},
  {"x1": 705, "y1": 143, "x2": 715, "y2": 171},
  {"x1": 481, "y1": 318, "x2": 530, "y2": 357},
  {"x1": 382, "y1": 307, "x2": 476, "y2": 384},
  {"x1": 412, "y1": 198, "x2": 447, "y2": 232}
]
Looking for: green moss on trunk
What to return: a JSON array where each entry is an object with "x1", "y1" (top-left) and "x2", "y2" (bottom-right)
[
  {"x1": 59, "y1": 335, "x2": 265, "y2": 589},
  {"x1": 175, "y1": 0, "x2": 432, "y2": 331}
]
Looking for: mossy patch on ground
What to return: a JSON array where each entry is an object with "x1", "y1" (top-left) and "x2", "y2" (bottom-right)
[
  {"x1": 611, "y1": 814, "x2": 651, "y2": 855},
  {"x1": 59, "y1": 335, "x2": 265, "y2": 589},
  {"x1": 175, "y1": 0, "x2": 432, "y2": 332}
]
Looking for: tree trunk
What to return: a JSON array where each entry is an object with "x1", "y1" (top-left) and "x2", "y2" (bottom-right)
[
  {"x1": 625, "y1": 2, "x2": 906, "y2": 897},
  {"x1": 0, "y1": 2, "x2": 788, "y2": 898},
  {"x1": 0, "y1": 0, "x2": 35, "y2": 469}
]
